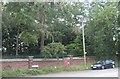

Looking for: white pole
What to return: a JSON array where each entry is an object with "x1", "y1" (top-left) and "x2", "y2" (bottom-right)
[{"x1": 82, "y1": 23, "x2": 87, "y2": 68}]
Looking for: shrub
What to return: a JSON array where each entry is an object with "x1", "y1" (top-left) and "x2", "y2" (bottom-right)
[
  {"x1": 65, "y1": 43, "x2": 83, "y2": 56},
  {"x1": 42, "y1": 42, "x2": 65, "y2": 59}
]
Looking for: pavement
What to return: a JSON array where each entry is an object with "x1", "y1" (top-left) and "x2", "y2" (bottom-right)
[{"x1": 29, "y1": 68, "x2": 118, "y2": 77}]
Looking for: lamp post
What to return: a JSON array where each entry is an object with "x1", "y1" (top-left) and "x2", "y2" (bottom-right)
[
  {"x1": 77, "y1": 15, "x2": 87, "y2": 69},
  {"x1": 82, "y1": 22, "x2": 87, "y2": 68}
]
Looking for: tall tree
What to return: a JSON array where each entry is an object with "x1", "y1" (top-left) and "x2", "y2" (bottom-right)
[
  {"x1": 85, "y1": 2, "x2": 118, "y2": 60},
  {"x1": 117, "y1": 1, "x2": 120, "y2": 59},
  {"x1": 2, "y1": 2, "x2": 38, "y2": 56}
]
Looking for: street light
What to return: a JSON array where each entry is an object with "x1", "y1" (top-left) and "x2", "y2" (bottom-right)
[{"x1": 77, "y1": 15, "x2": 87, "y2": 69}]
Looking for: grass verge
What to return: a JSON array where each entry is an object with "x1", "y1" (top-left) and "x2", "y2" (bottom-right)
[{"x1": 2, "y1": 64, "x2": 92, "y2": 77}]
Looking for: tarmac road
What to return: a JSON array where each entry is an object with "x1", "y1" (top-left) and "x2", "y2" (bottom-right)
[{"x1": 29, "y1": 68, "x2": 118, "y2": 77}]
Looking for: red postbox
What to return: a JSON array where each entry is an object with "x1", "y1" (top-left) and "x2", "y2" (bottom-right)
[{"x1": 66, "y1": 59, "x2": 70, "y2": 67}]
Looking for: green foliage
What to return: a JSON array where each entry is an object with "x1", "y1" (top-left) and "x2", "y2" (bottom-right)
[
  {"x1": 66, "y1": 43, "x2": 82, "y2": 56},
  {"x1": 65, "y1": 35, "x2": 83, "y2": 56},
  {"x1": 2, "y1": 2, "x2": 38, "y2": 55},
  {"x1": 23, "y1": 69, "x2": 44, "y2": 75},
  {"x1": 42, "y1": 42, "x2": 65, "y2": 58},
  {"x1": 2, "y1": 64, "x2": 91, "y2": 77},
  {"x1": 117, "y1": 1, "x2": 120, "y2": 61},
  {"x1": 2, "y1": 2, "x2": 81, "y2": 56},
  {"x1": 85, "y1": 2, "x2": 118, "y2": 60},
  {"x1": 20, "y1": 31, "x2": 38, "y2": 44},
  {"x1": 2, "y1": 69, "x2": 23, "y2": 77},
  {"x1": 2, "y1": 2, "x2": 118, "y2": 60}
]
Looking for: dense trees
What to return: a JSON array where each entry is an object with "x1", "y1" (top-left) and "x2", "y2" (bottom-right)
[
  {"x1": 117, "y1": 1, "x2": 120, "y2": 60},
  {"x1": 85, "y1": 2, "x2": 118, "y2": 60},
  {"x1": 2, "y1": 2, "x2": 119, "y2": 59}
]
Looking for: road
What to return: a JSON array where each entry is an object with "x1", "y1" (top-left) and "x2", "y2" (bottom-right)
[{"x1": 29, "y1": 68, "x2": 118, "y2": 77}]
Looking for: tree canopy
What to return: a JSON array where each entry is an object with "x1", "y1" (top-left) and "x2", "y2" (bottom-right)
[{"x1": 2, "y1": 2, "x2": 119, "y2": 60}]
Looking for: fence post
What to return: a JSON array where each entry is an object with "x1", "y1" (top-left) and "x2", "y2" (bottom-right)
[{"x1": 28, "y1": 56, "x2": 34, "y2": 69}]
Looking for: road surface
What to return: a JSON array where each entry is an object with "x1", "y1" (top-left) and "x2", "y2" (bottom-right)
[{"x1": 29, "y1": 68, "x2": 118, "y2": 77}]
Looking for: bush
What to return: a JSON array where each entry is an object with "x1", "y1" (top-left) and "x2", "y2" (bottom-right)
[
  {"x1": 42, "y1": 42, "x2": 65, "y2": 59},
  {"x1": 65, "y1": 43, "x2": 83, "y2": 56}
]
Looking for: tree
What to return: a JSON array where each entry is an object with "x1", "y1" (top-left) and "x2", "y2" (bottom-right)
[
  {"x1": 117, "y1": 1, "x2": 120, "y2": 60},
  {"x1": 85, "y1": 2, "x2": 118, "y2": 60},
  {"x1": 65, "y1": 35, "x2": 83, "y2": 56},
  {"x1": 2, "y1": 2, "x2": 38, "y2": 56},
  {"x1": 3, "y1": 2, "x2": 118, "y2": 60},
  {"x1": 41, "y1": 42, "x2": 65, "y2": 59}
]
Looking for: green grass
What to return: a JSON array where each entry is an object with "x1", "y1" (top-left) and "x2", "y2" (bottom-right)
[
  {"x1": 2, "y1": 69, "x2": 24, "y2": 77},
  {"x1": 2, "y1": 64, "x2": 92, "y2": 77}
]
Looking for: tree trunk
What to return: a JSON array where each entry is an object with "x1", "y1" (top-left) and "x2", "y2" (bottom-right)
[
  {"x1": 16, "y1": 32, "x2": 19, "y2": 56},
  {"x1": 56, "y1": 54, "x2": 59, "y2": 60},
  {"x1": 40, "y1": 11, "x2": 45, "y2": 54},
  {"x1": 40, "y1": 31, "x2": 45, "y2": 53},
  {"x1": 39, "y1": 4, "x2": 46, "y2": 54}
]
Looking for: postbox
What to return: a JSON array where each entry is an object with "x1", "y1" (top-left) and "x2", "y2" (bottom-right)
[{"x1": 66, "y1": 59, "x2": 70, "y2": 67}]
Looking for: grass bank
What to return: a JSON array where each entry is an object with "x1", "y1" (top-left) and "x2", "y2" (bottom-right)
[{"x1": 2, "y1": 64, "x2": 91, "y2": 77}]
